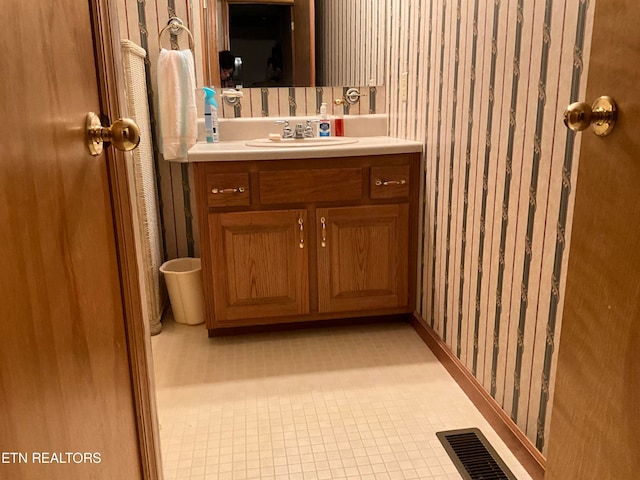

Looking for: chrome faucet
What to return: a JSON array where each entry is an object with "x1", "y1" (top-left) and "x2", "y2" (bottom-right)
[
  {"x1": 275, "y1": 120, "x2": 294, "y2": 139},
  {"x1": 304, "y1": 120, "x2": 318, "y2": 138},
  {"x1": 276, "y1": 119, "x2": 318, "y2": 139}
]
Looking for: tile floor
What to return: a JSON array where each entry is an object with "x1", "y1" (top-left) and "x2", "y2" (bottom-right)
[{"x1": 151, "y1": 315, "x2": 531, "y2": 480}]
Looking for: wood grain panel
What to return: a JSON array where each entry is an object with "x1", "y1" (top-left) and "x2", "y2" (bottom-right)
[
  {"x1": 292, "y1": 0, "x2": 314, "y2": 86},
  {"x1": 209, "y1": 209, "x2": 310, "y2": 322},
  {"x1": 206, "y1": 172, "x2": 251, "y2": 207},
  {"x1": 545, "y1": 0, "x2": 640, "y2": 476},
  {"x1": 95, "y1": 1, "x2": 163, "y2": 476},
  {"x1": 259, "y1": 168, "x2": 362, "y2": 204},
  {"x1": 317, "y1": 204, "x2": 409, "y2": 313},
  {"x1": 370, "y1": 166, "x2": 410, "y2": 199},
  {"x1": 0, "y1": 0, "x2": 148, "y2": 477}
]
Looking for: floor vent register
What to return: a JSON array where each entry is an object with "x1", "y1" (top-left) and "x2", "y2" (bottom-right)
[{"x1": 436, "y1": 428, "x2": 518, "y2": 479}]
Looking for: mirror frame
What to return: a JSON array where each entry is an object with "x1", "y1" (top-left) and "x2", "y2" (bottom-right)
[{"x1": 201, "y1": 0, "x2": 315, "y2": 88}]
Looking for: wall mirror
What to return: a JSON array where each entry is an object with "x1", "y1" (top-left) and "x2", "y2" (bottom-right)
[{"x1": 201, "y1": 0, "x2": 388, "y2": 88}]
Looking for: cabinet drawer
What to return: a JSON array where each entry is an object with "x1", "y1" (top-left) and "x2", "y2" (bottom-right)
[
  {"x1": 259, "y1": 168, "x2": 362, "y2": 204},
  {"x1": 370, "y1": 166, "x2": 410, "y2": 199},
  {"x1": 206, "y1": 173, "x2": 250, "y2": 207}
]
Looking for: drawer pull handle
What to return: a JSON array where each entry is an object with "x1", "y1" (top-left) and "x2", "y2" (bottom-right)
[
  {"x1": 211, "y1": 187, "x2": 246, "y2": 194},
  {"x1": 298, "y1": 217, "x2": 305, "y2": 249},
  {"x1": 375, "y1": 179, "x2": 406, "y2": 186},
  {"x1": 320, "y1": 217, "x2": 327, "y2": 248}
]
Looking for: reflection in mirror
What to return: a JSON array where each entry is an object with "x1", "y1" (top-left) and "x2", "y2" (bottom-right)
[
  {"x1": 202, "y1": 0, "x2": 387, "y2": 88},
  {"x1": 207, "y1": 0, "x2": 314, "y2": 87},
  {"x1": 315, "y1": 0, "x2": 387, "y2": 87},
  {"x1": 226, "y1": 4, "x2": 296, "y2": 87}
]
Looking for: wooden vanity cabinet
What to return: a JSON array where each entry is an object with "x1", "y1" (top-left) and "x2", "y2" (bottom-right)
[{"x1": 194, "y1": 153, "x2": 420, "y2": 334}]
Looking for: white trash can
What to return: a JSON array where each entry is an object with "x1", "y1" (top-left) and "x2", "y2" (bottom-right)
[{"x1": 160, "y1": 258, "x2": 205, "y2": 325}]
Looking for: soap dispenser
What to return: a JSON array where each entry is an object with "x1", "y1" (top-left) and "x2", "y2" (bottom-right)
[{"x1": 318, "y1": 102, "x2": 331, "y2": 137}]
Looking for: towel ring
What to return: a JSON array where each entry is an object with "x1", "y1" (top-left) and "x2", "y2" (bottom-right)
[{"x1": 158, "y1": 17, "x2": 195, "y2": 51}]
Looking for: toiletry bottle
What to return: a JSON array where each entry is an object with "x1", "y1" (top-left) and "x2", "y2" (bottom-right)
[
  {"x1": 203, "y1": 87, "x2": 219, "y2": 143},
  {"x1": 334, "y1": 104, "x2": 344, "y2": 137},
  {"x1": 318, "y1": 102, "x2": 331, "y2": 137}
]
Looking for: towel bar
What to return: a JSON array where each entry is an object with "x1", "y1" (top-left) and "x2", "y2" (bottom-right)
[{"x1": 158, "y1": 17, "x2": 194, "y2": 51}]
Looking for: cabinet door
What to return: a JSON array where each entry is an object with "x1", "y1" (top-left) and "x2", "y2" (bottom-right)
[
  {"x1": 209, "y1": 209, "x2": 309, "y2": 323},
  {"x1": 317, "y1": 205, "x2": 409, "y2": 313}
]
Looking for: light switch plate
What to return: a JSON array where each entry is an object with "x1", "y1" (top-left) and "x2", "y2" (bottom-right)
[{"x1": 400, "y1": 72, "x2": 408, "y2": 102}]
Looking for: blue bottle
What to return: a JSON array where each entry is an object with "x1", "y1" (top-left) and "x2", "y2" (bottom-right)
[{"x1": 203, "y1": 87, "x2": 219, "y2": 143}]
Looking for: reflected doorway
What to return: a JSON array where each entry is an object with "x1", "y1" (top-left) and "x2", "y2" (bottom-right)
[{"x1": 228, "y1": 4, "x2": 294, "y2": 87}]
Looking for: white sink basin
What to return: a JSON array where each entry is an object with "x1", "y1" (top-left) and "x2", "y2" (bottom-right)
[{"x1": 245, "y1": 137, "x2": 359, "y2": 148}]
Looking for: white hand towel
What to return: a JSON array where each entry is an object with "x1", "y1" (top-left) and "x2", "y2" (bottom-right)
[{"x1": 157, "y1": 48, "x2": 197, "y2": 160}]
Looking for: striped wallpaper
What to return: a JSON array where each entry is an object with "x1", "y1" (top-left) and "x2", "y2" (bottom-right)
[
  {"x1": 215, "y1": 85, "x2": 386, "y2": 119},
  {"x1": 116, "y1": 0, "x2": 385, "y2": 262},
  {"x1": 385, "y1": 0, "x2": 594, "y2": 454},
  {"x1": 117, "y1": 0, "x2": 200, "y2": 262}
]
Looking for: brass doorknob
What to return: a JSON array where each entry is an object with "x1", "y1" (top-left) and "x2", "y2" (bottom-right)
[
  {"x1": 86, "y1": 112, "x2": 141, "y2": 156},
  {"x1": 563, "y1": 96, "x2": 617, "y2": 136}
]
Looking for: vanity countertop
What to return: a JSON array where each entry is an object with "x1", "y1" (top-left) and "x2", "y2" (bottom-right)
[{"x1": 185, "y1": 136, "x2": 423, "y2": 163}]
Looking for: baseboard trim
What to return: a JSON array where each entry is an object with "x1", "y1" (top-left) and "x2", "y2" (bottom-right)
[{"x1": 410, "y1": 313, "x2": 545, "y2": 480}]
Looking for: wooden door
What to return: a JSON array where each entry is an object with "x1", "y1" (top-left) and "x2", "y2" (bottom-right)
[
  {"x1": 0, "y1": 1, "x2": 157, "y2": 479},
  {"x1": 292, "y1": 0, "x2": 314, "y2": 85},
  {"x1": 279, "y1": 5, "x2": 295, "y2": 85},
  {"x1": 209, "y1": 209, "x2": 309, "y2": 325},
  {"x1": 317, "y1": 205, "x2": 409, "y2": 313},
  {"x1": 545, "y1": 1, "x2": 640, "y2": 478}
]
